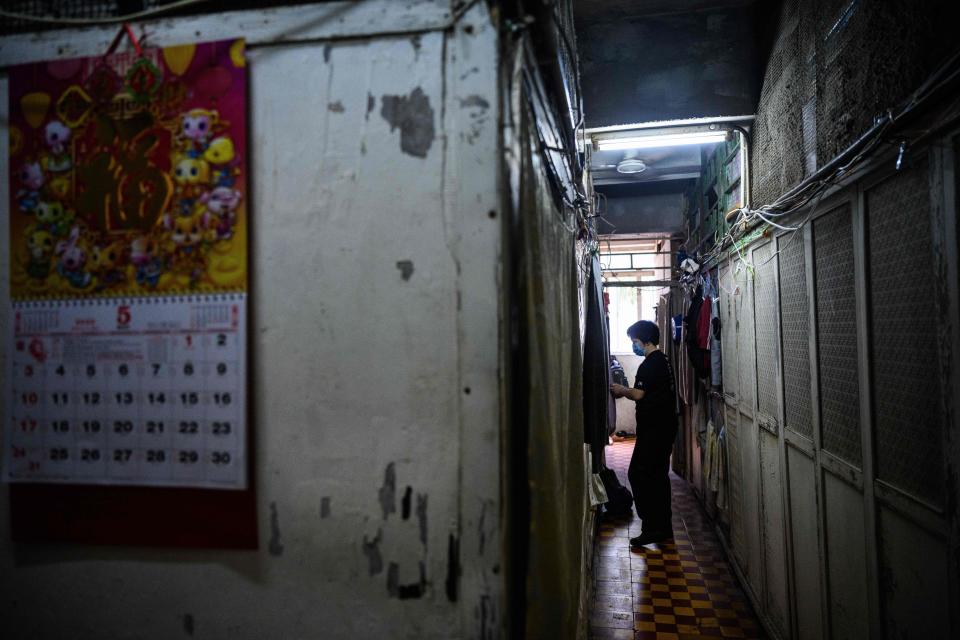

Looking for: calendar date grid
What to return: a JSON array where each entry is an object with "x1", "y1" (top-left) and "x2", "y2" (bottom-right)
[{"x1": 6, "y1": 323, "x2": 244, "y2": 487}]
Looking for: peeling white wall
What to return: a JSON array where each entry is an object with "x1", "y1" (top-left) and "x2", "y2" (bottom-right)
[{"x1": 0, "y1": 2, "x2": 503, "y2": 639}]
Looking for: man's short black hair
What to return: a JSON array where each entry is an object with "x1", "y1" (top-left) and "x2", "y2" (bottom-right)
[{"x1": 627, "y1": 320, "x2": 660, "y2": 345}]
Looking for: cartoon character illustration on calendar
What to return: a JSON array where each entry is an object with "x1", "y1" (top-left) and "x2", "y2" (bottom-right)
[
  {"x1": 54, "y1": 225, "x2": 93, "y2": 289},
  {"x1": 7, "y1": 39, "x2": 249, "y2": 301}
]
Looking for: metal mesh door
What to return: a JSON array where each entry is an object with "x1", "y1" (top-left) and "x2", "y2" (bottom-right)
[
  {"x1": 813, "y1": 204, "x2": 862, "y2": 466},
  {"x1": 753, "y1": 242, "x2": 780, "y2": 426},
  {"x1": 867, "y1": 160, "x2": 944, "y2": 506},
  {"x1": 720, "y1": 262, "x2": 738, "y2": 398},
  {"x1": 735, "y1": 260, "x2": 755, "y2": 416},
  {"x1": 777, "y1": 230, "x2": 813, "y2": 438}
]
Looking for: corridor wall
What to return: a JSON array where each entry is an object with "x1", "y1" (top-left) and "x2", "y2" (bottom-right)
[
  {"x1": 513, "y1": 99, "x2": 589, "y2": 639},
  {"x1": 0, "y1": 2, "x2": 504, "y2": 638},
  {"x1": 710, "y1": 151, "x2": 959, "y2": 640},
  {"x1": 684, "y1": 2, "x2": 960, "y2": 638},
  {"x1": 502, "y1": 20, "x2": 594, "y2": 635}
]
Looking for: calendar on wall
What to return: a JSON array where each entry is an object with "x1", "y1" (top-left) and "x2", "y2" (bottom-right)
[
  {"x1": 4, "y1": 39, "x2": 250, "y2": 490},
  {"x1": 7, "y1": 296, "x2": 246, "y2": 488}
]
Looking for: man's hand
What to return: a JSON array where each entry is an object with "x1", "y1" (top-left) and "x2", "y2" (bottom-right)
[
  {"x1": 611, "y1": 384, "x2": 645, "y2": 401},
  {"x1": 610, "y1": 383, "x2": 629, "y2": 398}
]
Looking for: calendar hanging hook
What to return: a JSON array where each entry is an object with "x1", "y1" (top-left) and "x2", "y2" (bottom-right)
[{"x1": 103, "y1": 23, "x2": 143, "y2": 59}]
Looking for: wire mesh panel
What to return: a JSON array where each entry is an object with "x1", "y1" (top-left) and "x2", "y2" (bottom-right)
[
  {"x1": 0, "y1": 1, "x2": 318, "y2": 34},
  {"x1": 778, "y1": 230, "x2": 813, "y2": 438},
  {"x1": 735, "y1": 261, "x2": 755, "y2": 416},
  {"x1": 753, "y1": 242, "x2": 780, "y2": 426},
  {"x1": 813, "y1": 204, "x2": 862, "y2": 466},
  {"x1": 1, "y1": 0, "x2": 124, "y2": 28},
  {"x1": 867, "y1": 161, "x2": 944, "y2": 506},
  {"x1": 720, "y1": 262, "x2": 738, "y2": 398}
]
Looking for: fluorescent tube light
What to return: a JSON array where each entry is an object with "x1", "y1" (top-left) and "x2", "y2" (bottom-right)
[{"x1": 596, "y1": 131, "x2": 728, "y2": 151}]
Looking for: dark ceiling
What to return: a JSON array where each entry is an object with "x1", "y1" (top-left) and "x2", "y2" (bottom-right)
[
  {"x1": 574, "y1": 0, "x2": 765, "y2": 128},
  {"x1": 574, "y1": 0, "x2": 757, "y2": 21},
  {"x1": 574, "y1": 0, "x2": 771, "y2": 233}
]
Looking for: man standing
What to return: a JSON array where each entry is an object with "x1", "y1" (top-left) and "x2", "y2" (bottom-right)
[{"x1": 610, "y1": 320, "x2": 679, "y2": 547}]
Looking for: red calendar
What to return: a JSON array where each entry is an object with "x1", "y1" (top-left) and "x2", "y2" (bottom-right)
[
  {"x1": 4, "y1": 40, "x2": 251, "y2": 496},
  {"x1": 5, "y1": 296, "x2": 247, "y2": 489}
]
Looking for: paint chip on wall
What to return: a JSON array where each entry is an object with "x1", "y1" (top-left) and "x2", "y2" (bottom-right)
[
  {"x1": 380, "y1": 87, "x2": 435, "y2": 158},
  {"x1": 396, "y1": 261, "x2": 415, "y2": 281}
]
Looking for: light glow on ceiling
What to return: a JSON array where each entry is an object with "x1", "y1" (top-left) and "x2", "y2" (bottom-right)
[{"x1": 595, "y1": 131, "x2": 728, "y2": 151}]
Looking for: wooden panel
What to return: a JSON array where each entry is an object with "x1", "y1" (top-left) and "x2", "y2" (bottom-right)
[
  {"x1": 878, "y1": 505, "x2": 950, "y2": 639},
  {"x1": 823, "y1": 471, "x2": 869, "y2": 639},
  {"x1": 725, "y1": 403, "x2": 745, "y2": 564},
  {"x1": 738, "y1": 412, "x2": 763, "y2": 595},
  {"x1": 786, "y1": 445, "x2": 823, "y2": 640},
  {"x1": 759, "y1": 429, "x2": 789, "y2": 635}
]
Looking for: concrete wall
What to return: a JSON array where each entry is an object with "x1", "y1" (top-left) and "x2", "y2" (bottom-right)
[{"x1": 0, "y1": 2, "x2": 503, "y2": 639}]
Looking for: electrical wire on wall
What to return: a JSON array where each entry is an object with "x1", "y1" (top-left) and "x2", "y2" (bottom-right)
[{"x1": 702, "y1": 45, "x2": 960, "y2": 275}]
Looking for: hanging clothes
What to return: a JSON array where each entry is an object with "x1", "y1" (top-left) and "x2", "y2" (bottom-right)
[
  {"x1": 676, "y1": 296, "x2": 693, "y2": 405},
  {"x1": 672, "y1": 314, "x2": 683, "y2": 345},
  {"x1": 684, "y1": 286, "x2": 711, "y2": 380},
  {"x1": 582, "y1": 257, "x2": 611, "y2": 471},
  {"x1": 696, "y1": 294, "x2": 712, "y2": 377},
  {"x1": 608, "y1": 356, "x2": 626, "y2": 439},
  {"x1": 711, "y1": 295, "x2": 722, "y2": 387}
]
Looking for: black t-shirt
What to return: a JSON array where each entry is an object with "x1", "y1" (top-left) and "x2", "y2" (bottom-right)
[{"x1": 634, "y1": 350, "x2": 679, "y2": 430}]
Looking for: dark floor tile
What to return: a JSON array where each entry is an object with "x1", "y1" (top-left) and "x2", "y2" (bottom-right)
[{"x1": 590, "y1": 441, "x2": 769, "y2": 640}]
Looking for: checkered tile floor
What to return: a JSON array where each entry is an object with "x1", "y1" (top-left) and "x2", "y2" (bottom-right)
[{"x1": 590, "y1": 440, "x2": 767, "y2": 640}]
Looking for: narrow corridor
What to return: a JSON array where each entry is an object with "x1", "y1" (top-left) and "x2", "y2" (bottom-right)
[{"x1": 590, "y1": 440, "x2": 766, "y2": 640}]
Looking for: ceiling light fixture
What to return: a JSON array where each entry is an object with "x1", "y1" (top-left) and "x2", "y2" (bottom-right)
[
  {"x1": 596, "y1": 130, "x2": 728, "y2": 151},
  {"x1": 616, "y1": 159, "x2": 647, "y2": 174}
]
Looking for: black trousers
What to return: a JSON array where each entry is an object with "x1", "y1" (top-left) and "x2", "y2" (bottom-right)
[{"x1": 628, "y1": 423, "x2": 678, "y2": 535}]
